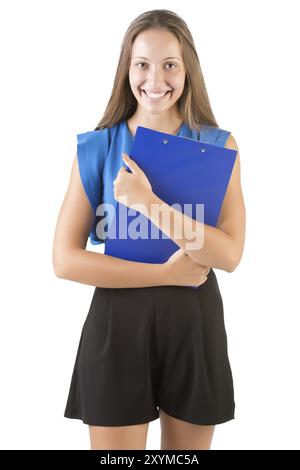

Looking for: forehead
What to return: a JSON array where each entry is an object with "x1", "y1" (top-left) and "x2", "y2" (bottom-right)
[{"x1": 131, "y1": 29, "x2": 182, "y2": 59}]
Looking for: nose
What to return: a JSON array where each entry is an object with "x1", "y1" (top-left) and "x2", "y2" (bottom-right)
[{"x1": 146, "y1": 65, "x2": 166, "y2": 89}]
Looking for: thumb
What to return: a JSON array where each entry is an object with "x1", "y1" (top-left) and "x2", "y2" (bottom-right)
[{"x1": 122, "y1": 153, "x2": 142, "y2": 175}]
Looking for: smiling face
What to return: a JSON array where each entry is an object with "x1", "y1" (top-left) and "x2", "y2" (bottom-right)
[{"x1": 128, "y1": 28, "x2": 186, "y2": 120}]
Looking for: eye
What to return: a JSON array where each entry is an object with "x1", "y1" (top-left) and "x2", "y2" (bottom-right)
[
  {"x1": 165, "y1": 63, "x2": 177, "y2": 69},
  {"x1": 135, "y1": 62, "x2": 177, "y2": 69}
]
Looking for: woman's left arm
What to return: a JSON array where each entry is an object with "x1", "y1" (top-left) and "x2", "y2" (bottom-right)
[{"x1": 138, "y1": 134, "x2": 246, "y2": 273}]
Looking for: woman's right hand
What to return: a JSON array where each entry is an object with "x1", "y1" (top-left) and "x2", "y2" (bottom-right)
[{"x1": 163, "y1": 248, "x2": 211, "y2": 287}]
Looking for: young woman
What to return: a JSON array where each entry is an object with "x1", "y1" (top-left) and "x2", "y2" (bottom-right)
[{"x1": 53, "y1": 9, "x2": 246, "y2": 450}]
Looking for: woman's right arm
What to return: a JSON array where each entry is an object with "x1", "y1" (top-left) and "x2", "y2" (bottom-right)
[{"x1": 52, "y1": 155, "x2": 171, "y2": 288}]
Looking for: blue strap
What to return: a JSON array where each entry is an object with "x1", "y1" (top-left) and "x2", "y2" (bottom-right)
[{"x1": 200, "y1": 125, "x2": 231, "y2": 147}]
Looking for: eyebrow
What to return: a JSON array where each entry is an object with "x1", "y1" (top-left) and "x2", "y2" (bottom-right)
[{"x1": 134, "y1": 56, "x2": 180, "y2": 61}]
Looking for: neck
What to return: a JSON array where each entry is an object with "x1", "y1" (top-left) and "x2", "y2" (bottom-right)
[{"x1": 127, "y1": 112, "x2": 183, "y2": 136}]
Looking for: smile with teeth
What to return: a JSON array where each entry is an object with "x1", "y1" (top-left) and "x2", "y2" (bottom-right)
[{"x1": 141, "y1": 89, "x2": 172, "y2": 100}]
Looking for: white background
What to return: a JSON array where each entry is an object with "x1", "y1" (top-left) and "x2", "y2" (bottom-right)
[{"x1": 1, "y1": 0, "x2": 299, "y2": 450}]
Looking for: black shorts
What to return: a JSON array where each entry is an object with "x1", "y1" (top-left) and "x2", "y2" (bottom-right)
[{"x1": 64, "y1": 269, "x2": 235, "y2": 426}]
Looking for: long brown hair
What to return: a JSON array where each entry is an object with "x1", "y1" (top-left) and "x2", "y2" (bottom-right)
[{"x1": 94, "y1": 9, "x2": 219, "y2": 131}]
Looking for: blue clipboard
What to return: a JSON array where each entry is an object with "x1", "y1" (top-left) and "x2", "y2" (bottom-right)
[{"x1": 104, "y1": 126, "x2": 237, "y2": 286}]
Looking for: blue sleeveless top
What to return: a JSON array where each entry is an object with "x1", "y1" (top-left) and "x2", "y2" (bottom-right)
[{"x1": 77, "y1": 119, "x2": 231, "y2": 245}]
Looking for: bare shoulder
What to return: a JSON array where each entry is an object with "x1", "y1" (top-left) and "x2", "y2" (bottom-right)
[
  {"x1": 224, "y1": 133, "x2": 241, "y2": 184},
  {"x1": 224, "y1": 133, "x2": 239, "y2": 151}
]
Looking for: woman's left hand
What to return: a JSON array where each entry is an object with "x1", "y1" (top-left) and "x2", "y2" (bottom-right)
[{"x1": 113, "y1": 153, "x2": 154, "y2": 210}]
